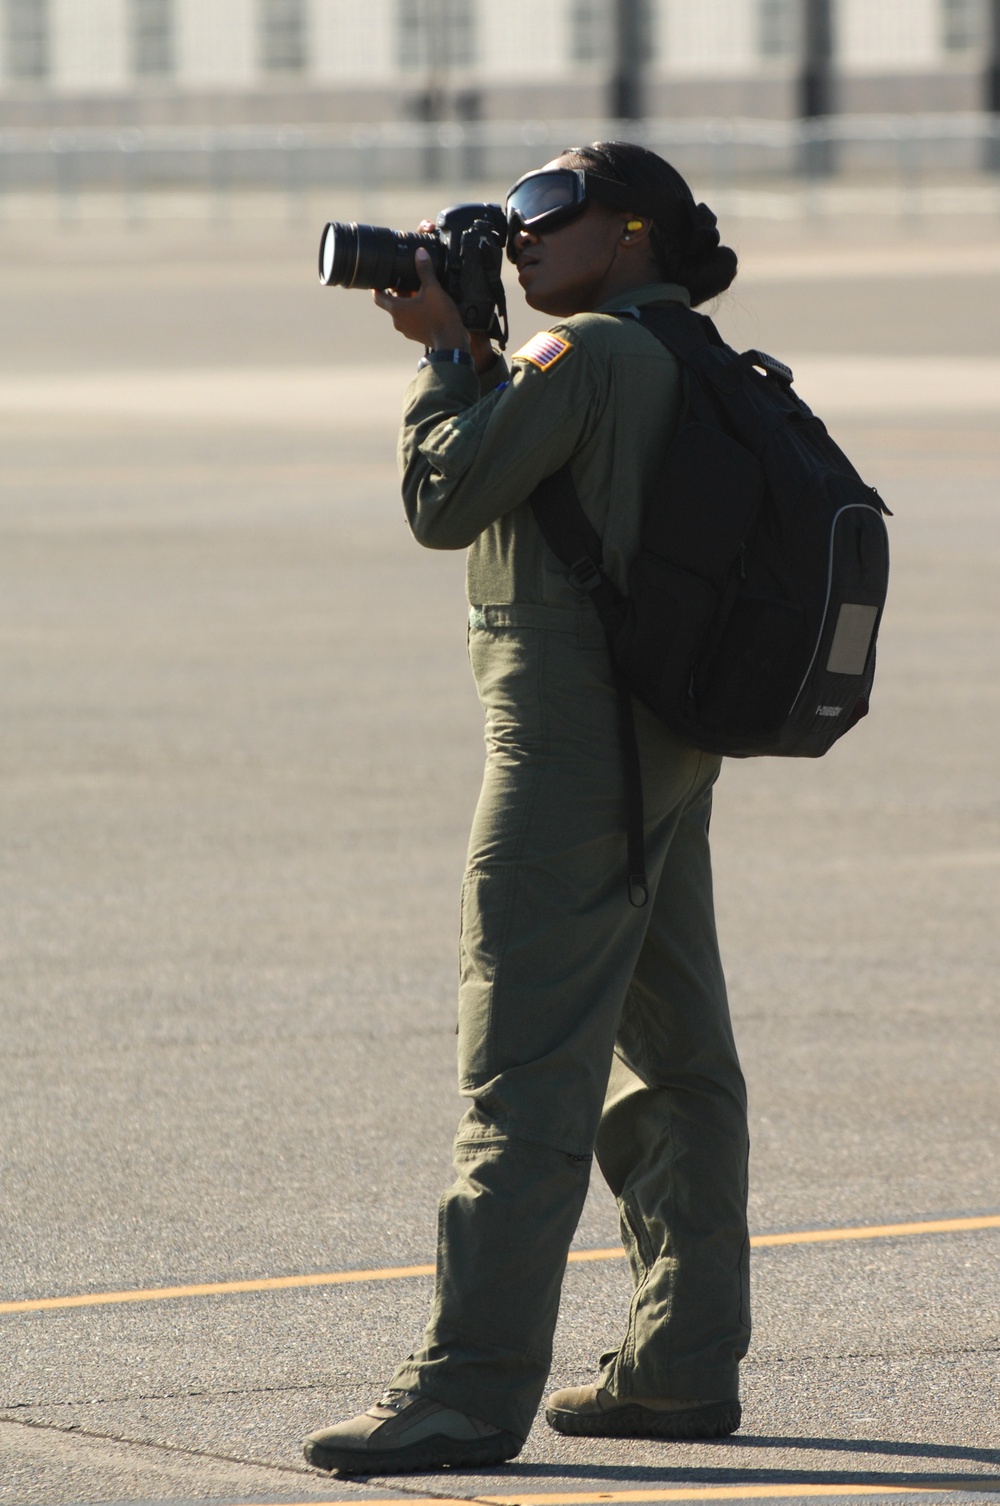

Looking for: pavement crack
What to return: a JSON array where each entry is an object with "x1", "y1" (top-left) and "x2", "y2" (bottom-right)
[
  {"x1": 745, "y1": 1339, "x2": 1000, "y2": 1366},
  {"x1": 325, "y1": 1483, "x2": 507, "y2": 1505},
  {"x1": 0, "y1": 1411, "x2": 316, "y2": 1478},
  {"x1": 5, "y1": 1339, "x2": 999, "y2": 1415},
  {"x1": 1, "y1": 1377, "x2": 338, "y2": 1411},
  {"x1": 0, "y1": 1414, "x2": 497, "y2": 1504}
]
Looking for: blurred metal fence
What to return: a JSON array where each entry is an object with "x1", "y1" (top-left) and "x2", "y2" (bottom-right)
[{"x1": 3, "y1": 113, "x2": 1000, "y2": 220}]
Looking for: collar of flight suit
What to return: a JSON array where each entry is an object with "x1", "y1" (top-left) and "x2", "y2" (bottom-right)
[{"x1": 595, "y1": 281, "x2": 692, "y2": 313}]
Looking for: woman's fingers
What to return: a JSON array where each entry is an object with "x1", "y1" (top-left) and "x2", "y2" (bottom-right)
[
  {"x1": 414, "y1": 247, "x2": 439, "y2": 285},
  {"x1": 370, "y1": 249, "x2": 469, "y2": 348},
  {"x1": 371, "y1": 248, "x2": 437, "y2": 315},
  {"x1": 371, "y1": 282, "x2": 433, "y2": 343},
  {"x1": 372, "y1": 286, "x2": 409, "y2": 312}
]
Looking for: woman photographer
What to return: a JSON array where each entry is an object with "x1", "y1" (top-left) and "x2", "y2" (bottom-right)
[{"x1": 304, "y1": 140, "x2": 750, "y2": 1476}]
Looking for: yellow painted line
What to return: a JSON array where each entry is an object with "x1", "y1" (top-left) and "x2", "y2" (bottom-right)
[
  {"x1": 566, "y1": 1246, "x2": 627, "y2": 1263},
  {"x1": 226, "y1": 1484, "x2": 1000, "y2": 1505},
  {"x1": 751, "y1": 1214, "x2": 1000, "y2": 1248},
  {"x1": 3, "y1": 1215, "x2": 998, "y2": 1317},
  {"x1": 471, "y1": 1489, "x2": 994, "y2": 1503},
  {"x1": 0, "y1": 1262, "x2": 436, "y2": 1314}
]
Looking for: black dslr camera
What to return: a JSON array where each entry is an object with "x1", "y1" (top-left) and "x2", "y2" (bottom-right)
[{"x1": 318, "y1": 202, "x2": 509, "y2": 348}]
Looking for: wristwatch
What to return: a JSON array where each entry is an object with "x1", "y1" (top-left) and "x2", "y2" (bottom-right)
[{"x1": 417, "y1": 348, "x2": 476, "y2": 371}]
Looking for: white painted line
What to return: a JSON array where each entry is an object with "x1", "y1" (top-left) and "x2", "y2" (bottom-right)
[
  {"x1": 0, "y1": 366, "x2": 412, "y2": 430},
  {"x1": 783, "y1": 355, "x2": 1000, "y2": 416},
  {"x1": 3, "y1": 355, "x2": 1000, "y2": 427}
]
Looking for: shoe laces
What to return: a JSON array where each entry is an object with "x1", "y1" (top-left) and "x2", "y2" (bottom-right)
[{"x1": 376, "y1": 1389, "x2": 414, "y2": 1413}]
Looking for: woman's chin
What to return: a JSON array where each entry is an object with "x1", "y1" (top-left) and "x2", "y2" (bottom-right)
[{"x1": 523, "y1": 286, "x2": 563, "y2": 315}]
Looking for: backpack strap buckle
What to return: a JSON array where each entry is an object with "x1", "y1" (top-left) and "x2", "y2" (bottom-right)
[
  {"x1": 744, "y1": 348, "x2": 795, "y2": 384},
  {"x1": 567, "y1": 555, "x2": 604, "y2": 593}
]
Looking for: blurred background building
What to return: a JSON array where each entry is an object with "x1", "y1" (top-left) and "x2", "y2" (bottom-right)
[
  {"x1": 3, "y1": 1, "x2": 1000, "y2": 203},
  {"x1": 0, "y1": 0, "x2": 994, "y2": 128}
]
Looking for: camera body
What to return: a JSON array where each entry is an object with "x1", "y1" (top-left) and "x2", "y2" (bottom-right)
[
  {"x1": 431, "y1": 203, "x2": 509, "y2": 343},
  {"x1": 318, "y1": 202, "x2": 510, "y2": 348}
]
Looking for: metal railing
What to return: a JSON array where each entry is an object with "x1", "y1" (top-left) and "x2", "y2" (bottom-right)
[{"x1": 2, "y1": 113, "x2": 1000, "y2": 221}]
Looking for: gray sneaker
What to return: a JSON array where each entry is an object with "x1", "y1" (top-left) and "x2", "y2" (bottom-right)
[
  {"x1": 302, "y1": 1389, "x2": 524, "y2": 1475},
  {"x1": 545, "y1": 1384, "x2": 741, "y2": 1439}
]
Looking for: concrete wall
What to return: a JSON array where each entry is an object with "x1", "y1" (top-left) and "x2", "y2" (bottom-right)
[
  {"x1": 839, "y1": 0, "x2": 941, "y2": 71},
  {"x1": 51, "y1": 0, "x2": 130, "y2": 90},
  {"x1": 311, "y1": 0, "x2": 395, "y2": 84},
  {"x1": 661, "y1": 0, "x2": 760, "y2": 75},
  {"x1": 176, "y1": 0, "x2": 256, "y2": 86}
]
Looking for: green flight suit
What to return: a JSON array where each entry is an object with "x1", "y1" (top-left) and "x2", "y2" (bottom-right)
[{"x1": 389, "y1": 283, "x2": 750, "y2": 1441}]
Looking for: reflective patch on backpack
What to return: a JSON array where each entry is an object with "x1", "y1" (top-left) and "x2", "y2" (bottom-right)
[
  {"x1": 825, "y1": 602, "x2": 879, "y2": 676},
  {"x1": 512, "y1": 331, "x2": 572, "y2": 372}
]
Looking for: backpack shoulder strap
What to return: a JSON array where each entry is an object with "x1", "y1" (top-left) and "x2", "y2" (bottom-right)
[
  {"x1": 613, "y1": 303, "x2": 726, "y2": 362},
  {"x1": 529, "y1": 465, "x2": 603, "y2": 580},
  {"x1": 529, "y1": 466, "x2": 627, "y2": 626}
]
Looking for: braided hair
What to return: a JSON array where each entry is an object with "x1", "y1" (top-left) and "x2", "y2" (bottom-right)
[{"x1": 566, "y1": 140, "x2": 737, "y2": 307}]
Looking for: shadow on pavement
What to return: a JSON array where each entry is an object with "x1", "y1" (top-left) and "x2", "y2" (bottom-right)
[{"x1": 488, "y1": 1434, "x2": 1000, "y2": 1490}]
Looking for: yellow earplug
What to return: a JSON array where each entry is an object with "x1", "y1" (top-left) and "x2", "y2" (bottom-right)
[{"x1": 627, "y1": 220, "x2": 643, "y2": 230}]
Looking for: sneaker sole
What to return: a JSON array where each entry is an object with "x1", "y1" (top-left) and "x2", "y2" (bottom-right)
[
  {"x1": 545, "y1": 1399, "x2": 741, "y2": 1441},
  {"x1": 303, "y1": 1429, "x2": 523, "y2": 1475}
]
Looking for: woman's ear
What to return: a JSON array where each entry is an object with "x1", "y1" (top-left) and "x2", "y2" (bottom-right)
[{"x1": 621, "y1": 218, "x2": 651, "y2": 243}]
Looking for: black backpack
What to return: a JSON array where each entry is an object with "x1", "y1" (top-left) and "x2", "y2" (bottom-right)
[{"x1": 529, "y1": 303, "x2": 891, "y2": 906}]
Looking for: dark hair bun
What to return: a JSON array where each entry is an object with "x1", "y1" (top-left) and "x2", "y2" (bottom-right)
[
  {"x1": 682, "y1": 200, "x2": 737, "y2": 304},
  {"x1": 567, "y1": 139, "x2": 738, "y2": 306}
]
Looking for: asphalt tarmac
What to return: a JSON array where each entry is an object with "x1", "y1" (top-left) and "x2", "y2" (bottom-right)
[{"x1": 0, "y1": 199, "x2": 998, "y2": 1506}]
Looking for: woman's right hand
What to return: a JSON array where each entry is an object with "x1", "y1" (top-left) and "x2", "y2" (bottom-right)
[{"x1": 373, "y1": 247, "x2": 471, "y2": 352}]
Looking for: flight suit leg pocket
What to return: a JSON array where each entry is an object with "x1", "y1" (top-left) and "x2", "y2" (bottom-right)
[{"x1": 457, "y1": 864, "x2": 511, "y2": 1089}]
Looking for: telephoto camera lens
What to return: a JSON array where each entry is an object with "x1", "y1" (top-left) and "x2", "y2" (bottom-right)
[{"x1": 318, "y1": 222, "x2": 445, "y2": 291}]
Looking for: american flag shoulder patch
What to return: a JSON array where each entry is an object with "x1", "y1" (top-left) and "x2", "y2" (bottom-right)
[{"x1": 512, "y1": 330, "x2": 573, "y2": 373}]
